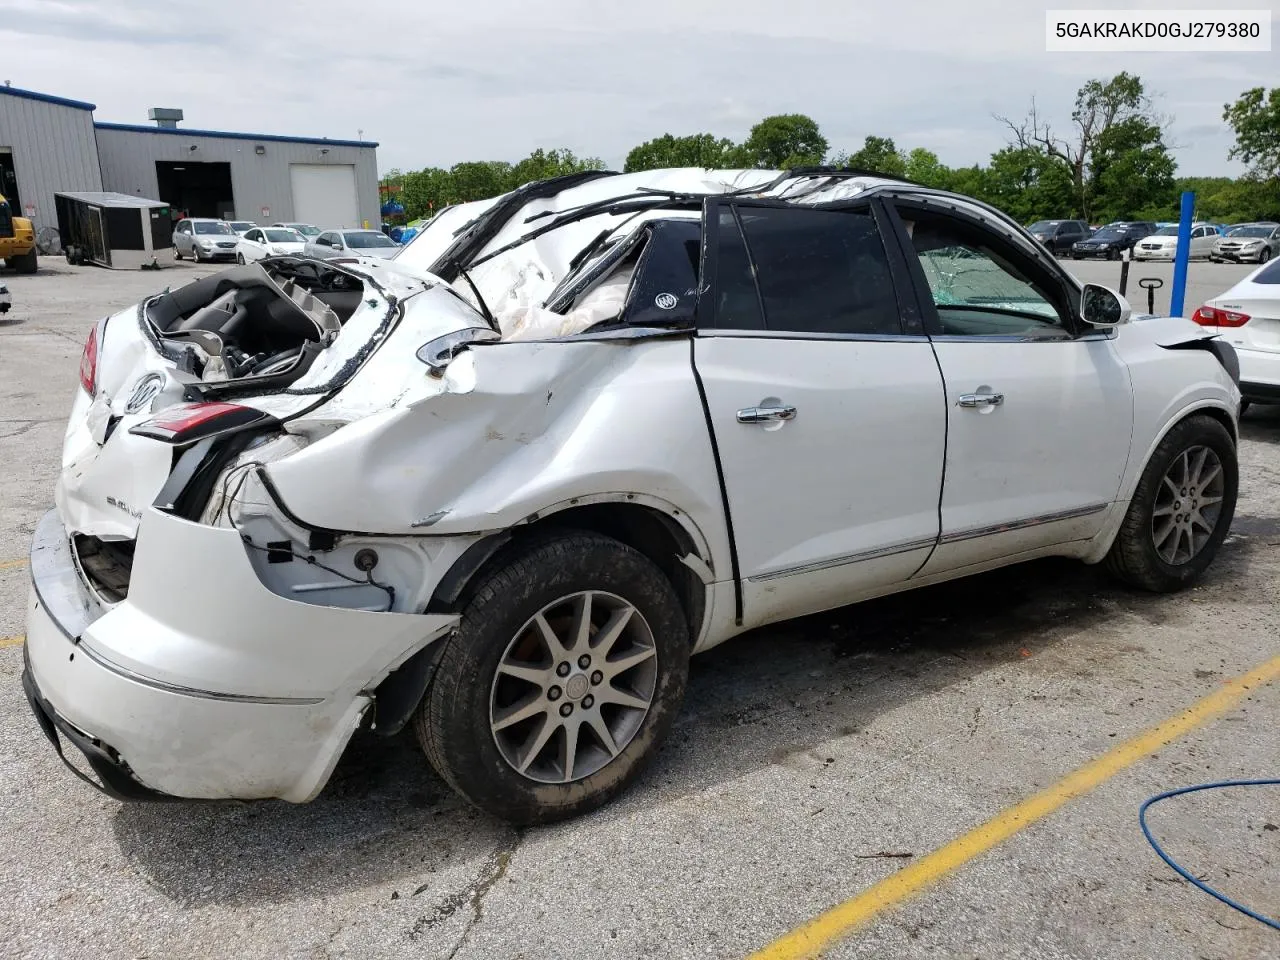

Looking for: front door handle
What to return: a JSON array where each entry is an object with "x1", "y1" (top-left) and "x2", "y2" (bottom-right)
[
  {"x1": 957, "y1": 392, "x2": 1004, "y2": 408},
  {"x1": 737, "y1": 404, "x2": 797, "y2": 424}
]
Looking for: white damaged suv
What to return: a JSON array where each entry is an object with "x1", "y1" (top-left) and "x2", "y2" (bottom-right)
[{"x1": 24, "y1": 168, "x2": 1241, "y2": 823}]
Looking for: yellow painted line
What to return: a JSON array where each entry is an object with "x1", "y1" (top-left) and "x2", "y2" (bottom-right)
[
  {"x1": 749, "y1": 653, "x2": 1280, "y2": 960},
  {"x1": 0, "y1": 635, "x2": 24, "y2": 649},
  {"x1": 0, "y1": 557, "x2": 28, "y2": 571}
]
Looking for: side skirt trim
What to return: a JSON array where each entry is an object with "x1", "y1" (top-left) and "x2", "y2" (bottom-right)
[
  {"x1": 938, "y1": 502, "x2": 1111, "y2": 545},
  {"x1": 748, "y1": 537, "x2": 938, "y2": 583}
]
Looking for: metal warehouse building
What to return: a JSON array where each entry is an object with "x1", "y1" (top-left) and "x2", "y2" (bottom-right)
[
  {"x1": 0, "y1": 83, "x2": 379, "y2": 238},
  {"x1": 0, "y1": 86, "x2": 103, "y2": 231}
]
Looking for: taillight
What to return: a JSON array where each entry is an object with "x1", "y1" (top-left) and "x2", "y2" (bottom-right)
[
  {"x1": 79, "y1": 321, "x2": 99, "y2": 395},
  {"x1": 1192, "y1": 305, "x2": 1250, "y2": 328},
  {"x1": 129, "y1": 402, "x2": 275, "y2": 443}
]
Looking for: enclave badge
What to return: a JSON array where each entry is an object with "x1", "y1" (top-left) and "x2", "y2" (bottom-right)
[{"x1": 124, "y1": 373, "x2": 164, "y2": 414}]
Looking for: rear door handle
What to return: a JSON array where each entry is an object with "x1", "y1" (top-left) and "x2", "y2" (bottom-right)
[
  {"x1": 957, "y1": 392, "x2": 1004, "y2": 408},
  {"x1": 737, "y1": 404, "x2": 797, "y2": 424}
]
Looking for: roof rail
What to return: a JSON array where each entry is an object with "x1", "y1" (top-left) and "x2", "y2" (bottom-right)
[{"x1": 786, "y1": 165, "x2": 927, "y2": 188}]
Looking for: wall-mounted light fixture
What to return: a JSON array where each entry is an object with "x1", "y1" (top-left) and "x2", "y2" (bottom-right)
[
  {"x1": 318, "y1": 147, "x2": 329, "y2": 156},
  {"x1": 188, "y1": 144, "x2": 198, "y2": 152},
  {"x1": 255, "y1": 145, "x2": 266, "y2": 155}
]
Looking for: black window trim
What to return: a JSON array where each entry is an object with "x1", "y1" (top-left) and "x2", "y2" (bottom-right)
[
  {"x1": 881, "y1": 195, "x2": 1112, "y2": 342},
  {"x1": 694, "y1": 196, "x2": 925, "y2": 342}
]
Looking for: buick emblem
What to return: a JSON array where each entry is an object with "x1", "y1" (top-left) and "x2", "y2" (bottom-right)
[
  {"x1": 124, "y1": 373, "x2": 164, "y2": 414},
  {"x1": 654, "y1": 292, "x2": 678, "y2": 310}
]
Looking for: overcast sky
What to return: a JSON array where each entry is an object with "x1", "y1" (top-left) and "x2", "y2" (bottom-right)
[{"x1": 2, "y1": 0, "x2": 1269, "y2": 177}]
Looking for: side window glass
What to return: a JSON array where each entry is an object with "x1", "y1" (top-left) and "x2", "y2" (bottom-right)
[
  {"x1": 903, "y1": 214, "x2": 1066, "y2": 337},
  {"x1": 710, "y1": 208, "x2": 765, "y2": 330},
  {"x1": 735, "y1": 206, "x2": 901, "y2": 336}
]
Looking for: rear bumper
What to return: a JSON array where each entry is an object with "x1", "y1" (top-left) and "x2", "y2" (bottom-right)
[
  {"x1": 23, "y1": 507, "x2": 458, "y2": 802},
  {"x1": 1238, "y1": 348, "x2": 1280, "y2": 402}
]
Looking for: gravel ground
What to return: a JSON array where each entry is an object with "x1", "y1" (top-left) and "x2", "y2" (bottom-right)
[{"x1": 0, "y1": 255, "x2": 1275, "y2": 960}]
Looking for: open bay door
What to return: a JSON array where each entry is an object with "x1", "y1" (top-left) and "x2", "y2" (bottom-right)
[{"x1": 290, "y1": 164, "x2": 359, "y2": 228}]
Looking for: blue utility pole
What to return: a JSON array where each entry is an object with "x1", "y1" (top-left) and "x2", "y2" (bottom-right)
[{"x1": 1169, "y1": 190, "x2": 1194, "y2": 317}]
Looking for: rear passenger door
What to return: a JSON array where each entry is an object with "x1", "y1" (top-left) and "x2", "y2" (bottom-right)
[{"x1": 693, "y1": 200, "x2": 946, "y2": 630}]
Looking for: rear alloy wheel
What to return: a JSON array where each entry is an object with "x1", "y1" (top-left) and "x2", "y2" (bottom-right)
[
  {"x1": 415, "y1": 530, "x2": 689, "y2": 824},
  {"x1": 173, "y1": 245, "x2": 182, "y2": 261},
  {"x1": 1104, "y1": 415, "x2": 1237, "y2": 592}
]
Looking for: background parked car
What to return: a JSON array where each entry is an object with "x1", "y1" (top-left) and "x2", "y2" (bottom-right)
[
  {"x1": 271, "y1": 222, "x2": 321, "y2": 239},
  {"x1": 172, "y1": 218, "x2": 239, "y2": 262},
  {"x1": 226, "y1": 221, "x2": 257, "y2": 236},
  {"x1": 1194, "y1": 256, "x2": 1280, "y2": 407},
  {"x1": 1070, "y1": 221, "x2": 1157, "y2": 260},
  {"x1": 1027, "y1": 219, "x2": 1090, "y2": 254},
  {"x1": 1133, "y1": 223, "x2": 1220, "y2": 261},
  {"x1": 1211, "y1": 223, "x2": 1280, "y2": 264},
  {"x1": 303, "y1": 228, "x2": 401, "y2": 260},
  {"x1": 235, "y1": 226, "x2": 307, "y2": 263}
]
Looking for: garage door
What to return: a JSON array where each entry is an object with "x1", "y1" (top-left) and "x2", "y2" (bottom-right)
[{"x1": 290, "y1": 164, "x2": 359, "y2": 229}]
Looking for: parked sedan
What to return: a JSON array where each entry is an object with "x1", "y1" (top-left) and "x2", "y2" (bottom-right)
[
  {"x1": 24, "y1": 169, "x2": 1240, "y2": 826},
  {"x1": 235, "y1": 227, "x2": 307, "y2": 263},
  {"x1": 1070, "y1": 221, "x2": 1157, "y2": 260},
  {"x1": 1194, "y1": 257, "x2": 1280, "y2": 405},
  {"x1": 1133, "y1": 223, "x2": 1220, "y2": 261},
  {"x1": 172, "y1": 218, "x2": 240, "y2": 262},
  {"x1": 304, "y1": 228, "x2": 401, "y2": 260},
  {"x1": 1211, "y1": 223, "x2": 1280, "y2": 264},
  {"x1": 271, "y1": 222, "x2": 321, "y2": 239}
]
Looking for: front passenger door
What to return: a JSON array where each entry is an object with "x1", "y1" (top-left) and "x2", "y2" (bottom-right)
[
  {"x1": 892, "y1": 204, "x2": 1133, "y2": 576},
  {"x1": 693, "y1": 201, "x2": 946, "y2": 629}
]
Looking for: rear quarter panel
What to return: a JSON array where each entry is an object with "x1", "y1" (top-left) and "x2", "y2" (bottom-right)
[{"x1": 265, "y1": 336, "x2": 732, "y2": 579}]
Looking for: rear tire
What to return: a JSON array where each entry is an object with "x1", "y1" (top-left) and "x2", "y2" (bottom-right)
[
  {"x1": 173, "y1": 245, "x2": 183, "y2": 261},
  {"x1": 414, "y1": 530, "x2": 690, "y2": 825},
  {"x1": 1104, "y1": 415, "x2": 1237, "y2": 593}
]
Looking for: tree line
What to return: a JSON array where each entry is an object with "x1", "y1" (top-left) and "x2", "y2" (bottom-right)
[{"x1": 383, "y1": 75, "x2": 1280, "y2": 226}]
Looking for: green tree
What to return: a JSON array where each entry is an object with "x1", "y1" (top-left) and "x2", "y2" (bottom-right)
[
  {"x1": 448, "y1": 161, "x2": 512, "y2": 202},
  {"x1": 984, "y1": 146, "x2": 1074, "y2": 222},
  {"x1": 903, "y1": 147, "x2": 950, "y2": 187},
  {"x1": 400, "y1": 166, "x2": 453, "y2": 219},
  {"x1": 842, "y1": 135, "x2": 906, "y2": 176},
  {"x1": 997, "y1": 72, "x2": 1172, "y2": 221},
  {"x1": 1224, "y1": 87, "x2": 1280, "y2": 180},
  {"x1": 623, "y1": 133, "x2": 741, "y2": 172},
  {"x1": 507, "y1": 148, "x2": 605, "y2": 190},
  {"x1": 741, "y1": 114, "x2": 828, "y2": 169},
  {"x1": 1090, "y1": 115, "x2": 1176, "y2": 221}
]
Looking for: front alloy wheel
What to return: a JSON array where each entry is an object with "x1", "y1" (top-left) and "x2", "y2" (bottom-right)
[
  {"x1": 1150, "y1": 446, "x2": 1225, "y2": 565},
  {"x1": 1104, "y1": 414, "x2": 1237, "y2": 592}
]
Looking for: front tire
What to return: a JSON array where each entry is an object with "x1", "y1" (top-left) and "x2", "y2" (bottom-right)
[
  {"x1": 7, "y1": 248, "x2": 37, "y2": 273},
  {"x1": 173, "y1": 245, "x2": 183, "y2": 261},
  {"x1": 1104, "y1": 415, "x2": 1237, "y2": 592},
  {"x1": 415, "y1": 530, "x2": 690, "y2": 825},
  {"x1": 1260, "y1": 248, "x2": 1273, "y2": 264}
]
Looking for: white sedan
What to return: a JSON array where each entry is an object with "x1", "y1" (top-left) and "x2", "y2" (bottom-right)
[
  {"x1": 1133, "y1": 223, "x2": 1221, "y2": 261},
  {"x1": 303, "y1": 228, "x2": 401, "y2": 260},
  {"x1": 1194, "y1": 257, "x2": 1280, "y2": 407},
  {"x1": 234, "y1": 226, "x2": 307, "y2": 263},
  {"x1": 23, "y1": 168, "x2": 1241, "y2": 825}
]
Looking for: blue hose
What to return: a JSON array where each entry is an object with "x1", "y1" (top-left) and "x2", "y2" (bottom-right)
[{"x1": 1139, "y1": 779, "x2": 1280, "y2": 931}]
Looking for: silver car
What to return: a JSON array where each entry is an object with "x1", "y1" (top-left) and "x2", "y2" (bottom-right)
[
  {"x1": 172, "y1": 218, "x2": 240, "y2": 262},
  {"x1": 1211, "y1": 223, "x2": 1280, "y2": 264},
  {"x1": 303, "y1": 228, "x2": 401, "y2": 260},
  {"x1": 271, "y1": 222, "x2": 321, "y2": 239}
]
